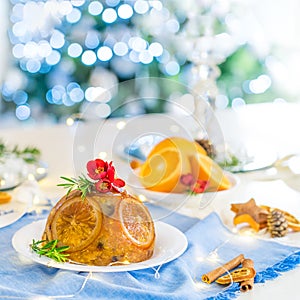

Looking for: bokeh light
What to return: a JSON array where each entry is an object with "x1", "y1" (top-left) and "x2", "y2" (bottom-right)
[
  {"x1": 81, "y1": 50, "x2": 97, "y2": 65},
  {"x1": 12, "y1": 90, "x2": 28, "y2": 105},
  {"x1": 50, "y1": 30, "x2": 65, "y2": 49},
  {"x1": 26, "y1": 59, "x2": 41, "y2": 73},
  {"x1": 113, "y1": 42, "x2": 128, "y2": 56},
  {"x1": 38, "y1": 41, "x2": 52, "y2": 58},
  {"x1": 134, "y1": 0, "x2": 149, "y2": 14},
  {"x1": 232, "y1": 97, "x2": 246, "y2": 108},
  {"x1": 149, "y1": 42, "x2": 163, "y2": 57},
  {"x1": 16, "y1": 104, "x2": 31, "y2": 120},
  {"x1": 71, "y1": 0, "x2": 85, "y2": 7},
  {"x1": 96, "y1": 103, "x2": 111, "y2": 118},
  {"x1": 118, "y1": 4, "x2": 133, "y2": 19},
  {"x1": 165, "y1": 61, "x2": 180, "y2": 76},
  {"x1": 12, "y1": 44, "x2": 24, "y2": 59},
  {"x1": 106, "y1": 0, "x2": 120, "y2": 7},
  {"x1": 102, "y1": 8, "x2": 117, "y2": 23},
  {"x1": 139, "y1": 50, "x2": 153, "y2": 64},
  {"x1": 66, "y1": 8, "x2": 82, "y2": 23},
  {"x1": 88, "y1": 1, "x2": 103, "y2": 16},
  {"x1": 46, "y1": 50, "x2": 61, "y2": 65},
  {"x1": 97, "y1": 46, "x2": 113, "y2": 61},
  {"x1": 85, "y1": 31, "x2": 100, "y2": 49},
  {"x1": 249, "y1": 75, "x2": 272, "y2": 94},
  {"x1": 68, "y1": 43, "x2": 83, "y2": 58}
]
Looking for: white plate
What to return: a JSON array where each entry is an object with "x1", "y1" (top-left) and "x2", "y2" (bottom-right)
[
  {"x1": 127, "y1": 171, "x2": 239, "y2": 209},
  {"x1": 0, "y1": 197, "x2": 27, "y2": 229},
  {"x1": 12, "y1": 219, "x2": 188, "y2": 272}
]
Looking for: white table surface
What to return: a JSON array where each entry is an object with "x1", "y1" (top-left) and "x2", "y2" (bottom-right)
[{"x1": 1, "y1": 102, "x2": 300, "y2": 299}]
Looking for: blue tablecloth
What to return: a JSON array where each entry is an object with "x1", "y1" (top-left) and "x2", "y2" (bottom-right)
[{"x1": 1, "y1": 205, "x2": 300, "y2": 300}]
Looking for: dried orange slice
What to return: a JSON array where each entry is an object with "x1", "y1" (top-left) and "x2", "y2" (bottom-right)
[
  {"x1": 119, "y1": 197, "x2": 155, "y2": 249},
  {"x1": 49, "y1": 194, "x2": 102, "y2": 252}
]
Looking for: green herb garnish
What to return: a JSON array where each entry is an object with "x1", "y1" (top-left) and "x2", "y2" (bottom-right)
[
  {"x1": 0, "y1": 140, "x2": 41, "y2": 164},
  {"x1": 57, "y1": 175, "x2": 94, "y2": 199},
  {"x1": 218, "y1": 154, "x2": 241, "y2": 169},
  {"x1": 31, "y1": 239, "x2": 70, "y2": 263}
]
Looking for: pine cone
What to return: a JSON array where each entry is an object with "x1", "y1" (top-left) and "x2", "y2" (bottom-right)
[
  {"x1": 267, "y1": 210, "x2": 288, "y2": 237},
  {"x1": 195, "y1": 139, "x2": 216, "y2": 158}
]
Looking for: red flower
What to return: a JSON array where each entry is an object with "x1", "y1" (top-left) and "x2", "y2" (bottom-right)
[
  {"x1": 180, "y1": 172, "x2": 209, "y2": 194},
  {"x1": 191, "y1": 180, "x2": 208, "y2": 194},
  {"x1": 86, "y1": 159, "x2": 125, "y2": 193},
  {"x1": 95, "y1": 178, "x2": 111, "y2": 193},
  {"x1": 113, "y1": 178, "x2": 125, "y2": 188},
  {"x1": 87, "y1": 159, "x2": 108, "y2": 180},
  {"x1": 106, "y1": 163, "x2": 116, "y2": 182}
]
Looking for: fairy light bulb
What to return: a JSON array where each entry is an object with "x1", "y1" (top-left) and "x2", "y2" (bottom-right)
[
  {"x1": 207, "y1": 251, "x2": 219, "y2": 262},
  {"x1": 138, "y1": 194, "x2": 147, "y2": 202},
  {"x1": 36, "y1": 167, "x2": 47, "y2": 175},
  {"x1": 196, "y1": 256, "x2": 205, "y2": 262},
  {"x1": 116, "y1": 121, "x2": 126, "y2": 130},
  {"x1": 66, "y1": 117, "x2": 75, "y2": 126},
  {"x1": 27, "y1": 173, "x2": 35, "y2": 181},
  {"x1": 238, "y1": 227, "x2": 257, "y2": 237},
  {"x1": 193, "y1": 280, "x2": 210, "y2": 291},
  {"x1": 98, "y1": 152, "x2": 107, "y2": 160}
]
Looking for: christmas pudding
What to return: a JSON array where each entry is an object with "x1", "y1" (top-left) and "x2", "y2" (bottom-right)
[{"x1": 41, "y1": 159, "x2": 155, "y2": 266}]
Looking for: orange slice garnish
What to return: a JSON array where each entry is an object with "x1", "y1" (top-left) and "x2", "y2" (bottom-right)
[
  {"x1": 48, "y1": 193, "x2": 102, "y2": 252},
  {"x1": 119, "y1": 197, "x2": 155, "y2": 249}
]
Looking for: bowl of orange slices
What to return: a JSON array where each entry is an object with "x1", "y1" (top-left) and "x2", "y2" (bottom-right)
[{"x1": 127, "y1": 137, "x2": 238, "y2": 208}]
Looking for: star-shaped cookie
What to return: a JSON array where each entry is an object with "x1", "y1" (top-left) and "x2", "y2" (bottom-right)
[{"x1": 231, "y1": 198, "x2": 268, "y2": 231}]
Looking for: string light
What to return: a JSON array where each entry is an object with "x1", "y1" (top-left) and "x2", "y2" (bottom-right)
[
  {"x1": 98, "y1": 152, "x2": 108, "y2": 159},
  {"x1": 116, "y1": 121, "x2": 126, "y2": 130}
]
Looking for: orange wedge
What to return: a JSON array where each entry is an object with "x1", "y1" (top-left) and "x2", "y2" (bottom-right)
[
  {"x1": 147, "y1": 137, "x2": 207, "y2": 158},
  {"x1": 119, "y1": 197, "x2": 155, "y2": 249},
  {"x1": 190, "y1": 153, "x2": 231, "y2": 191},
  {"x1": 139, "y1": 147, "x2": 191, "y2": 193},
  {"x1": 46, "y1": 192, "x2": 103, "y2": 252}
]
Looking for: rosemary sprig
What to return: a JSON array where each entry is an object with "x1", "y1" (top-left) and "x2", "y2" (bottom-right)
[
  {"x1": 0, "y1": 140, "x2": 41, "y2": 164},
  {"x1": 16, "y1": 146, "x2": 41, "y2": 163},
  {"x1": 31, "y1": 239, "x2": 70, "y2": 263},
  {"x1": 57, "y1": 175, "x2": 94, "y2": 198},
  {"x1": 217, "y1": 153, "x2": 242, "y2": 169}
]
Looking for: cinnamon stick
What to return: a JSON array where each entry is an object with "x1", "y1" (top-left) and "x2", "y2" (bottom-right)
[
  {"x1": 240, "y1": 258, "x2": 255, "y2": 292},
  {"x1": 202, "y1": 254, "x2": 245, "y2": 284}
]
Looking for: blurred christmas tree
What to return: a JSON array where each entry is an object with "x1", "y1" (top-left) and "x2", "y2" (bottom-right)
[{"x1": 0, "y1": 0, "x2": 277, "y2": 123}]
